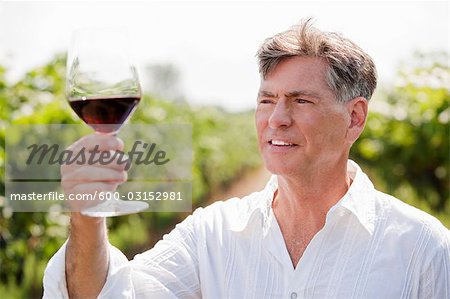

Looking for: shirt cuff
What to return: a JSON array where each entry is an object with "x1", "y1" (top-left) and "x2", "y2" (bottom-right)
[{"x1": 43, "y1": 239, "x2": 131, "y2": 299}]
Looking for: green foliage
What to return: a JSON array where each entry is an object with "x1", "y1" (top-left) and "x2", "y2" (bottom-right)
[
  {"x1": 351, "y1": 51, "x2": 449, "y2": 226},
  {"x1": 0, "y1": 209, "x2": 68, "y2": 298}
]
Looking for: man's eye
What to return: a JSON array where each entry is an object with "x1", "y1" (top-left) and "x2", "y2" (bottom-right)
[
  {"x1": 259, "y1": 99, "x2": 273, "y2": 104},
  {"x1": 296, "y1": 99, "x2": 310, "y2": 104}
]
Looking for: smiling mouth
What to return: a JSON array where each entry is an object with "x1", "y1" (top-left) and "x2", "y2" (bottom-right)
[{"x1": 269, "y1": 140, "x2": 299, "y2": 147}]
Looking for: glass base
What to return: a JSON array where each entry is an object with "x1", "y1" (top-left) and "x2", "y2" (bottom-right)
[{"x1": 81, "y1": 200, "x2": 149, "y2": 217}]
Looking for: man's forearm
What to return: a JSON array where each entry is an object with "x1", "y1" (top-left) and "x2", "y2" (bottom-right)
[{"x1": 66, "y1": 213, "x2": 109, "y2": 299}]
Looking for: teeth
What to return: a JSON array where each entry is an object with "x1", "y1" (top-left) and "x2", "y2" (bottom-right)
[{"x1": 271, "y1": 140, "x2": 294, "y2": 146}]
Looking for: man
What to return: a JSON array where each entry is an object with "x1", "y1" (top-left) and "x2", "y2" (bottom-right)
[{"x1": 44, "y1": 20, "x2": 450, "y2": 298}]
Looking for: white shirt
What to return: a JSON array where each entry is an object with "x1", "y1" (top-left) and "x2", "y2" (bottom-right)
[{"x1": 43, "y1": 161, "x2": 450, "y2": 298}]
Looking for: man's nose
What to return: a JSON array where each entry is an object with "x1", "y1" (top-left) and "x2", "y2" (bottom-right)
[{"x1": 268, "y1": 100, "x2": 293, "y2": 129}]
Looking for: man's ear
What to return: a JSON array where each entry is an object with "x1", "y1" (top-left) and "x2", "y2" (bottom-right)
[{"x1": 346, "y1": 97, "x2": 368, "y2": 143}]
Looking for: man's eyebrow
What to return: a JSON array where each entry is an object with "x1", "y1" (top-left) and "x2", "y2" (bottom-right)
[
  {"x1": 258, "y1": 90, "x2": 277, "y2": 98},
  {"x1": 258, "y1": 90, "x2": 322, "y2": 99},
  {"x1": 285, "y1": 90, "x2": 322, "y2": 99}
]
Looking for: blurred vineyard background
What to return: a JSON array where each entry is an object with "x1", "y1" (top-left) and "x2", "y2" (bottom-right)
[{"x1": 0, "y1": 51, "x2": 448, "y2": 298}]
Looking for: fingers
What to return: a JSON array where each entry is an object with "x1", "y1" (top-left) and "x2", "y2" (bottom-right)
[
  {"x1": 61, "y1": 134, "x2": 128, "y2": 174},
  {"x1": 61, "y1": 150, "x2": 129, "y2": 174},
  {"x1": 68, "y1": 133, "x2": 124, "y2": 153},
  {"x1": 61, "y1": 165, "x2": 127, "y2": 191},
  {"x1": 60, "y1": 134, "x2": 129, "y2": 208}
]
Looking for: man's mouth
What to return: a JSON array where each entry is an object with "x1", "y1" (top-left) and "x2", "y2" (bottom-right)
[{"x1": 269, "y1": 140, "x2": 298, "y2": 146}]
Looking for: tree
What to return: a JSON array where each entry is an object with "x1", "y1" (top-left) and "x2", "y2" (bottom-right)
[{"x1": 352, "y1": 51, "x2": 449, "y2": 219}]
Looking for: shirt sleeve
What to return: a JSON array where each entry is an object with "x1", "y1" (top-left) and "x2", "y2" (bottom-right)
[
  {"x1": 418, "y1": 227, "x2": 450, "y2": 299},
  {"x1": 43, "y1": 211, "x2": 202, "y2": 299},
  {"x1": 42, "y1": 240, "x2": 131, "y2": 299}
]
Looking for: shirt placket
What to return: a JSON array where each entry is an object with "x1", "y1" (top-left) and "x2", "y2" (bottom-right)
[{"x1": 290, "y1": 227, "x2": 328, "y2": 299}]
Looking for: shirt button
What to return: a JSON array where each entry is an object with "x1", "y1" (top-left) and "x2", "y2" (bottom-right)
[{"x1": 290, "y1": 292, "x2": 298, "y2": 299}]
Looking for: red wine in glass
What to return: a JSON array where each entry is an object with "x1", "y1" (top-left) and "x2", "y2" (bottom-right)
[{"x1": 69, "y1": 96, "x2": 140, "y2": 134}]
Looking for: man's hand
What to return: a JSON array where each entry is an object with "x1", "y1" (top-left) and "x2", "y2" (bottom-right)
[
  {"x1": 62, "y1": 134, "x2": 127, "y2": 299},
  {"x1": 61, "y1": 133, "x2": 128, "y2": 211}
]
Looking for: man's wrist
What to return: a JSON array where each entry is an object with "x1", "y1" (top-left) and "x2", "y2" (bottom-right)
[{"x1": 70, "y1": 212, "x2": 107, "y2": 238}]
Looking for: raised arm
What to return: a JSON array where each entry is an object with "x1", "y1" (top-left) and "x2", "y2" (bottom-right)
[
  {"x1": 61, "y1": 134, "x2": 126, "y2": 298},
  {"x1": 44, "y1": 133, "x2": 203, "y2": 298},
  {"x1": 66, "y1": 214, "x2": 108, "y2": 298}
]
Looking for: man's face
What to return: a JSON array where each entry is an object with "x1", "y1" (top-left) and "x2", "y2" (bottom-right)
[{"x1": 255, "y1": 56, "x2": 352, "y2": 176}]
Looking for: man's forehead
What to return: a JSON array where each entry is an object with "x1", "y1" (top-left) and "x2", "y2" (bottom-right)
[{"x1": 258, "y1": 58, "x2": 334, "y2": 99}]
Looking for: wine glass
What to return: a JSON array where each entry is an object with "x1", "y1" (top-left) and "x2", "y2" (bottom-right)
[{"x1": 66, "y1": 28, "x2": 148, "y2": 217}]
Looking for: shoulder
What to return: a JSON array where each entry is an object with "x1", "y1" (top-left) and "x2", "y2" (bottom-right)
[
  {"x1": 159, "y1": 193, "x2": 262, "y2": 249},
  {"x1": 188, "y1": 190, "x2": 265, "y2": 231},
  {"x1": 194, "y1": 190, "x2": 264, "y2": 218},
  {"x1": 374, "y1": 190, "x2": 450, "y2": 254}
]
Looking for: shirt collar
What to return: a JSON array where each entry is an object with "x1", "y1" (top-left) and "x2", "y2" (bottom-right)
[
  {"x1": 230, "y1": 175, "x2": 276, "y2": 234},
  {"x1": 230, "y1": 160, "x2": 376, "y2": 235},
  {"x1": 329, "y1": 160, "x2": 376, "y2": 235}
]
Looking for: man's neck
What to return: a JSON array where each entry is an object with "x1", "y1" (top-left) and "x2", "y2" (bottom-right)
[
  {"x1": 272, "y1": 159, "x2": 351, "y2": 226},
  {"x1": 271, "y1": 159, "x2": 352, "y2": 268}
]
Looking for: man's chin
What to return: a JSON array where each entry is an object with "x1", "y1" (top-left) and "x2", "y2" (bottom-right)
[{"x1": 263, "y1": 162, "x2": 299, "y2": 176}]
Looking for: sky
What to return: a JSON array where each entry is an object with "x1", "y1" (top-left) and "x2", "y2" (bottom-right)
[{"x1": 0, "y1": 1, "x2": 449, "y2": 111}]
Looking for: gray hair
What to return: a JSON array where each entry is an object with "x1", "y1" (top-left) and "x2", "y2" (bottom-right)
[{"x1": 256, "y1": 19, "x2": 377, "y2": 102}]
